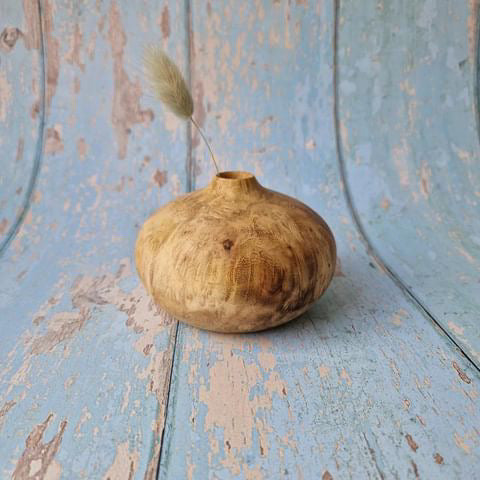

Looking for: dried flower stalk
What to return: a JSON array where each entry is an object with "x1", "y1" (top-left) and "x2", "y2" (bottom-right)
[{"x1": 144, "y1": 46, "x2": 219, "y2": 173}]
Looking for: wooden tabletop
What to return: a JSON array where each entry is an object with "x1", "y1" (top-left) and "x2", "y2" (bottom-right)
[{"x1": 1, "y1": 1, "x2": 479, "y2": 479}]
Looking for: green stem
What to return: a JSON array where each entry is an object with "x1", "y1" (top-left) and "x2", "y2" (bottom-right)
[{"x1": 190, "y1": 116, "x2": 219, "y2": 174}]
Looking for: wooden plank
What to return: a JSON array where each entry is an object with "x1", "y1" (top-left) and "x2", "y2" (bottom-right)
[
  {"x1": 0, "y1": 1, "x2": 43, "y2": 253},
  {"x1": 336, "y1": 1, "x2": 480, "y2": 364},
  {"x1": 158, "y1": 1, "x2": 480, "y2": 478},
  {"x1": 0, "y1": 1, "x2": 187, "y2": 478}
]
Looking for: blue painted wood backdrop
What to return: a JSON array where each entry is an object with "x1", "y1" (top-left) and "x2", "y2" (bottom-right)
[{"x1": 0, "y1": 1, "x2": 479, "y2": 479}]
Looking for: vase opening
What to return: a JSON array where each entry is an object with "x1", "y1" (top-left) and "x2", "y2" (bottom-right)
[{"x1": 216, "y1": 171, "x2": 254, "y2": 180}]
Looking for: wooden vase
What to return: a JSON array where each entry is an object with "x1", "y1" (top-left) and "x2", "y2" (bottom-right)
[{"x1": 135, "y1": 171, "x2": 336, "y2": 333}]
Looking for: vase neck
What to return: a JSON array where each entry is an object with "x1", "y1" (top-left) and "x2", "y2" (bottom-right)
[{"x1": 208, "y1": 171, "x2": 264, "y2": 198}]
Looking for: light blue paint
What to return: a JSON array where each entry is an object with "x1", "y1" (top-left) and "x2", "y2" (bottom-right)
[
  {"x1": 0, "y1": 1, "x2": 187, "y2": 478},
  {"x1": 337, "y1": 0, "x2": 480, "y2": 363},
  {"x1": 159, "y1": 1, "x2": 480, "y2": 479},
  {"x1": 0, "y1": 2, "x2": 44, "y2": 254},
  {"x1": 0, "y1": 0, "x2": 479, "y2": 479}
]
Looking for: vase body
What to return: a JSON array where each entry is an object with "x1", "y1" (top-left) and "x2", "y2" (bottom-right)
[{"x1": 135, "y1": 171, "x2": 336, "y2": 333}]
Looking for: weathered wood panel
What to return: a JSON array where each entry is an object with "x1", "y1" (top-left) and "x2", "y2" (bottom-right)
[
  {"x1": 0, "y1": 2, "x2": 43, "y2": 253},
  {"x1": 336, "y1": 1, "x2": 480, "y2": 364},
  {"x1": 0, "y1": 1, "x2": 186, "y2": 478},
  {"x1": 158, "y1": 1, "x2": 480, "y2": 478},
  {"x1": 1, "y1": 0, "x2": 479, "y2": 479}
]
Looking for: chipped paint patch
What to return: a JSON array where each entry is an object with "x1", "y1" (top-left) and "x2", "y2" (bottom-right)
[
  {"x1": 0, "y1": 400, "x2": 16, "y2": 430},
  {"x1": 27, "y1": 259, "x2": 167, "y2": 357},
  {"x1": 339, "y1": 121, "x2": 350, "y2": 154},
  {"x1": 318, "y1": 365, "x2": 330, "y2": 378},
  {"x1": 102, "y1": 441, "x2": 139, "y2": 480},
  {"x1": 380, "y1": 197, "x2": 390, "y2": 210},
  {"x1": 196, "y1": 335, "x2": 285, "y2": 475},
  {"x1": 153, "y1": 169, "x2": 168, "y2": 188},
  {"x1": 121, "y1": 382, "x2": 131, "y2": 413},
  {"x1": 0, "y1": 70, "x2": 12, "y2": 122},
  {"x1": 32, "y1": 191, "x2": 42, "y2": 204},
  {"x1": 391, "y1": 309, "x2": 408, "y2": 326},
  {"x1": 392, "y1": 140, "x2": 410, "y2": 187},
  {"x1": 65, "y1": 23, "x2": 84, "y2": 71},
  {"x1": 108, "y1": 1, "x2": 153, "y2": 159},
  {"x1": 17, "y1": 260, "x2": 175, "y2": 479},
  {"x1": 448, "y1": 321, "x2": 464, "y2": 336},
  {"x1": 467, "y1": 0, "x2": 479, "y2": 60},
  {"x1": 0, "y1": 218, "x2": 9, "y2": 235},
  {"x1": 44, "y1": 125, "x2": 64, "y2": 155},
  {"x1": 454, "y1": 432, "x2": 472, "y2": 454},
  {"x1": 455, "y1": 246, "x2": 476, "y2": 264},
  {"x1": 452, "y1": 362, "x2": 471, "y2": 384},
  {"x1": 77, "y1": 137, "x2": 88, "y2": 160},
  {"x1": 86, "y1": 30, "x2": 97, "y2": 60},
  {"x1": 31, "y1": 311, "x2": 86, "y2": 355},
  {"x1": 257, "y1": 351, "x2": 276, "y2": 371},
  {"x1": 0, "y1": 27, "x2": 22, "y2": 52},
  {"x1": 191, "y1": 81, "x2": 206, "y2": 150},
  {"x1": 340, "y1": 367, "x2": 352, "y2": 385},
  {"x1": 42, "y1": 0, "x2": 60, "y2": 115},
  {"x1": 334, "y1": 257, "x2": 345, "y2": 277},
  {"x1": 405, "y1": 433, "x2": 418, "y2": 452},
  {"x1": 22, "y1": 0, "x2": 41, "y2": 50},
  {"x1": 16, "y1": 137, "x2": 25, "y2": 162},
  {"x1": 74, "y1": 406, "x2": 92, "y2": 437},
  {"x1": 216, "y1": 108, "x2": 232, "y2": 134},
  {"x1": 64, "y1": 376, "x2": 76, "y2": 390},
  {"x1": 12, "y1": 413, "x2": 67, "y2": 480},
  {"x1": 159, "y1": 5, "x2": 170, "y2": 40},
  {"x1": 420, "y1": 164, "x2": 431, "y2": 199}
]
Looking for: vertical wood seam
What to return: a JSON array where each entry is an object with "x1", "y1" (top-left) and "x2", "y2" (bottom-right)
[
  {"x1": 153, "y1": 2, "x2": 193, "y2": 478},
  {"x1": 0, "y1": 0, "x2": 46, "y2": 258},
  {"x1": 474, "y1": 0, "x2": 480, "y2": 151},
  {"x1": 332, "y1": 0, "x2": 480, "y2": 374},
  {"x1": 185, "y1": 0, "x2": 194, "y2": 193},
  {"x1": 154, "y1": 321, "x2": 179, "y2": 480}
]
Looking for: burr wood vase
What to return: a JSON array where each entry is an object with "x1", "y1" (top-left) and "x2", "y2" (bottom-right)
[{"x1": 135, "y1": 171, "x2": 336, "y2": 333}]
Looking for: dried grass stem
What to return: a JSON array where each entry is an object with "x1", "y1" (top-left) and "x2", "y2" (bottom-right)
[{"x1": 144, "y1": 46, "x2": 218, "y2": 173}]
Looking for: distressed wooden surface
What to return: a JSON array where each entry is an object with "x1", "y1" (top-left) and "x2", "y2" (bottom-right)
[
  {"x1": 0, "y1": 1, "x2": 186, "y2": 478},
  {"x1": 336, "y1": 0, "x2": 480, "y2": 365},
  {"x1": 1, "y1": 1, "x2": 479, "y2": 479},
  {"x1": 0, "y1": 2, "x2": 43, "y2": 253},
  {"x1": 158, "y1": 2, "x2": 480, "y2": 478}
]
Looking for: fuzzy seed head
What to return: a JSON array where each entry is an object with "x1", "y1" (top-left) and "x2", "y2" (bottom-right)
[{"x1": 143, "y1": 46, "x2": 193, "y2": 119}]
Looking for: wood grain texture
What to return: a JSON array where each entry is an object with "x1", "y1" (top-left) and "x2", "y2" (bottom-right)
[
  {"x1": 336, "y1": 0, "x2": 480, "y2": 365},
  {"x1": 158, "y1": 1, "x2": 480, "y2": 478},
  {"x1": 0, "y1": 1, "x2": 186, "y2": 478},
  {"x1": 136, "y1": 171, "x2": 336, "y2": 332}
]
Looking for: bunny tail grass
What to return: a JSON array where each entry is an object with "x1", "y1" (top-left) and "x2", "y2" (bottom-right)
[
  {"x1": 143, "y1": 46, "x2": 219, "y2": 173},
  {"x1": 143, "y1": 46, "x2": 193, "y2": 118}
]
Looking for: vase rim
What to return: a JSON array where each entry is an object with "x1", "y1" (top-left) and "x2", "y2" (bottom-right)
[
  {"x1": 216, "y1": 171, "x2": 254, "y2": 180},
  {"x1": 209, "y1": 170, "x2": 263, "y2": 197}
]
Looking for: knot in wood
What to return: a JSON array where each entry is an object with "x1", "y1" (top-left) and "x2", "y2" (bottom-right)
[{"x1": 223, "y1": 239, "x2": 233, "y2": 251}]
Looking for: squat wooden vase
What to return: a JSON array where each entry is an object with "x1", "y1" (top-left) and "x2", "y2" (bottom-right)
[{"x1": 135, "y1": 171, "x2": 336, "y2": 333}]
